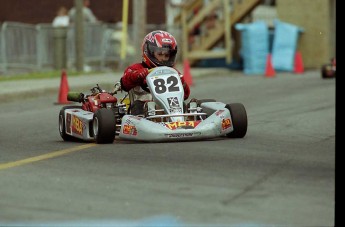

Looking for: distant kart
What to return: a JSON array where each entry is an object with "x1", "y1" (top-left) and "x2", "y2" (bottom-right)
[
  {"x1": 321, "y1": 57, "x2": 336, "y2": 79},
  {"x1": 58, "y1": 66, "x2": 248, "y2": 143}
]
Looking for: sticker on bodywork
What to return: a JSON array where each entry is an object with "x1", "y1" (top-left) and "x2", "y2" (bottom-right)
[
  {"x1": 167, "y1": 97, "x2": 180, "y2": 108},
  {"x1": 215, "y1": 110, "x2": 225, "y2": 117},
  {"x1": 221, "y1": 118, "x2": 232, "y2": 130},
  {"x1": 164, "y1": 121, "x2": 201, "y2": 130},
  {"x1": 164, "y1": 132, "x2": 201, "y2": 138},
  {"x1": 123, "y1": 125, "x2": 138, "y2": 136},
  {"x1": 66, "y1": 113, "x2": 72, "y2": 134},
  {"x1": 72, "y1": 115, "x2": 84, "y2": 135}
]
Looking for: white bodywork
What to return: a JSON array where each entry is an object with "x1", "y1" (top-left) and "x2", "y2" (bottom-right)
[{"x1": 63, "y1": 109, "x2": 94, "y2": 141}]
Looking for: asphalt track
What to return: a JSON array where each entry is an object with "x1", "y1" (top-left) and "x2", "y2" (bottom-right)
[{"x1": 0, "y1": 69, "x2": 336, "y2": 226}]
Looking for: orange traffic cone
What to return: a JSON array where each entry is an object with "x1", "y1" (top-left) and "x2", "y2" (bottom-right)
[
  {"x1": 265, "y1": 53, "x2": 275, "y2": 78},
  {"x1": 294, "y1": 51, "x2": 304, "y2": 74},
  {"x1": 183, "y1": 59, "x2": 194, "y2": 86},
  {"x1": 55, "y1": 69, "x2": 71, "y2": 105}
]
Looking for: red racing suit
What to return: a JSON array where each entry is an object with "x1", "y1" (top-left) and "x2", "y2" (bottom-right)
[{"x1": 120, "y1": 62, "x2": 190, "y2": 100}]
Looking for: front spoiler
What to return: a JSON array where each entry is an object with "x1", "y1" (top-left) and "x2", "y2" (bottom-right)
[{"x1": 118, "y1": 108, "x2": 233, "y2": 142}]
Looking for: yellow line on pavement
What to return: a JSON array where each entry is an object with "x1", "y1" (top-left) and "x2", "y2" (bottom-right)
[{"x1": 0, "y1": 143, "x2": 97, "y2": 170}]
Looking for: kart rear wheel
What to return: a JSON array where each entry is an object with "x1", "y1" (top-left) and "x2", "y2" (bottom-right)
[
  {"x1": 93, "y1": 109, "x2": 116, "y2": 144},
  {"x1": 59, "y1": 105, "x2": 82, "y2": 141},
  {"x1": 225, "y1": 103, "x2": 247, "y2": 138}
]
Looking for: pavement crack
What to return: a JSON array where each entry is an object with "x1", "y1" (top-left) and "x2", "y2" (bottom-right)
[{"x1": 221, "y1": 159, "x2": 291, "y2": 206}]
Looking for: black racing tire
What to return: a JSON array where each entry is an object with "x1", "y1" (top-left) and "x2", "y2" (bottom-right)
[
  {"x1": 93, "y1": 108, "x2": 116, "y2": 144},
  {"x1": 225, "y1": 103, "x2": 248, "y2": 138},
  {"x1": 58, "y1": 105, "x2": 82, "y2": 141}
]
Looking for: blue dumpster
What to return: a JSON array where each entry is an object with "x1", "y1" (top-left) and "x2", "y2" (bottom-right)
[
  {"x1": 235, "y1": 21, "x2": 269, "y2": 75},
  {"x1": 271, "y1": 19, "x2": 304, "y2": 71}
]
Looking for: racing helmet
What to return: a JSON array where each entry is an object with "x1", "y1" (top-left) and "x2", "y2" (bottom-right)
[{"x1": 141, "y1": 30, "x2": 178, "y2": 68}]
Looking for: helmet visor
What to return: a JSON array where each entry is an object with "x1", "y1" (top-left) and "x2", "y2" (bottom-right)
[{"x1": 147, "y1": 44, "x2": 177, "y2": 67}]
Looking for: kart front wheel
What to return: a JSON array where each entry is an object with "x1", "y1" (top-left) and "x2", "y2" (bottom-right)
[
  {"x1": 93, "y1": 109, "x2": 116, "y2": 144},
  {"x1": 225, "y1": 103, "x2": 247, "y2": 138}
]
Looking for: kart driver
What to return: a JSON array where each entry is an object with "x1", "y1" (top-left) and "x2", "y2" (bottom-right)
[{"x1": 120, "y1": 30, "x2": 190, "y2": 115}]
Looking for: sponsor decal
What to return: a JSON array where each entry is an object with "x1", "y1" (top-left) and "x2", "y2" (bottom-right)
[
  {"x1": 215, "y1": 109, "x2": 225, "y2": 116},
  {"x1": 164, "y1": 121, "x2": 201, "y2": 130},
  {"x1": 164, "y1": 132, "x2": 201, "y2": 138},
  {"x1": 66, "y1": 113, "x2": 72, "y2": 134},
  {"x1": 123, "y1": 125, "x2": 138, "y2": 136},
  {"x1": 167, "y1": 97, "x2": 180, "y2": 108},
  {"x1": 125, "y1": 119, "x2": 133, "y2": 125},
  {"x1": 128, "y1": 116, "x2": 142, "y2": 121},
  {"x1": 169, "y1": 107, "x2": 182, "y2": 114},
  {"x1": 221, "y1": 118, "x2": 232, "y2": 130},
  {"x1": 72, "y1": 115, "x2": 84, "y2": 135},
  {"x1": 162, "y1": 38, "x2": 172, "y2": 43}
]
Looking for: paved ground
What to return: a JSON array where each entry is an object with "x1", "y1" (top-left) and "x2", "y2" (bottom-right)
[{"x1": 0, "y1": 67, "x2": 335, "y2": 226}]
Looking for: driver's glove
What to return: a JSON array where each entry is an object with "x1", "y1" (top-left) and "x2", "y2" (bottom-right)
[{"x1": 135, "y1": 68, "x2": 149, "y2": 82}]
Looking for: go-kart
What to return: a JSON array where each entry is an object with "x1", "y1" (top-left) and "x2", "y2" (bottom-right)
[
  {"x1": 58, "y1": 66, "x2": 248, "y2": 143},
  {"x1": 321, "y1": 57, "x2": 336, "y2": 79}
]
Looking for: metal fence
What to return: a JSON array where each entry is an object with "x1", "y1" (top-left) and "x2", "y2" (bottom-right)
[{"x1": 0, "y1": 22, "x2": 172, "y2": 75}]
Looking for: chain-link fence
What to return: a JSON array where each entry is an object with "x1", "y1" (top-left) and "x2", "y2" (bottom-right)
[{"x1": 0, "y1": 22, "x2": 175, "y2": 75}]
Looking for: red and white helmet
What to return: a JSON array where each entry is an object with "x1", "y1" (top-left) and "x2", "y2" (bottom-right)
[{"x1": 141, "y1": 30, "x2": 178, "y2": 68}]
